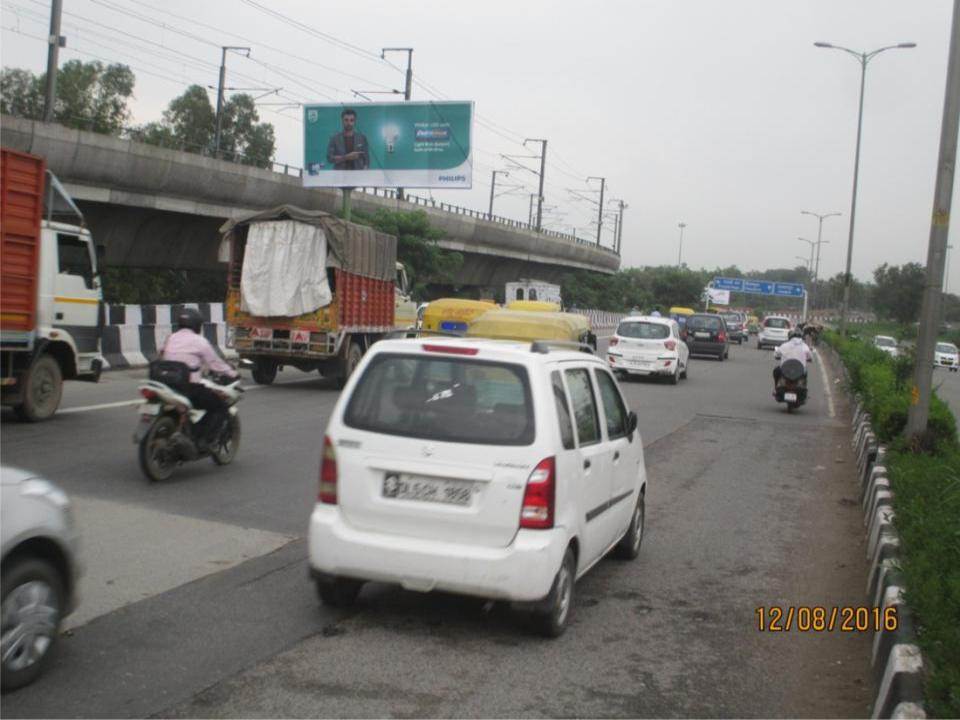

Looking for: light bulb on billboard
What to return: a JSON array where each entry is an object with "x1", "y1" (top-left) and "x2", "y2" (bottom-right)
[{"x1": 383, "y1": 125, "x2": 400, "y2": 154}]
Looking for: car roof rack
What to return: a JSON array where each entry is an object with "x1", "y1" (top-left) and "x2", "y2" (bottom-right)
[{"x1": 530, "y1": 340, "x2": 594, "y2": 355}]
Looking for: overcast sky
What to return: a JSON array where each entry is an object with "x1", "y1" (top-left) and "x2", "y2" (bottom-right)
[{"x1": 2, "y1": 0, "x2": 958, "y2": 282}]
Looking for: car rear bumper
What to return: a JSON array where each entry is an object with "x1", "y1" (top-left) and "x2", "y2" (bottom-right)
[
  {"x1": 607, "y1": 353, "x2": 678, "y2": 375},
  {"x1": 687, "y1": 341, "x2": 724, "y2": 356},
  {"x1": 307, "y1": 504, "x2": 566, "y2": 601}
]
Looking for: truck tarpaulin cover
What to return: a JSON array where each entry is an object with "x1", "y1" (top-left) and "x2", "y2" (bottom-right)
[
  {"x1": 220, "y1": 205, "x2": 397, "y2": 283},
  {"x1": 240, "y1": 220, "x2": 332, "y2": 317}
]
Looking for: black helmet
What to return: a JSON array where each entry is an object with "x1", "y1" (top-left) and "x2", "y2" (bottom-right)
[
  {"x1": 176, "y1": 307, "x2": 204, "y2": 334},
  {"x1": 788, "y1": 328, "x2": 803, "y2": 340}
]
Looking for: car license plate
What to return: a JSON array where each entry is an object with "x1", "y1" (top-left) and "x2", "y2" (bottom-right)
[
  {"x1": 382, "y1": 473, "x2": 472, "y2": 506},
  {"x1": 694, "y1": 332, "x2": 711, "y2": 339},
  {"x1": 139, "y1": 403, "x2": 160, "y2": 416},
  {"x1": 784, "y1": 392, "x2": 798, "y2": 403}
]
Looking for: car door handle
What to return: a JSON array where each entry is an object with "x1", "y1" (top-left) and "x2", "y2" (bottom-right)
[
  {"x1": 55, "y1": 312, "x2": 64, "y2": 320},
  {"x1": 583, "y1": 459, "x2": 591, "y2": 470},
  {"x1": 613, "y1": 451, "x2": 620, "y2": 461}
]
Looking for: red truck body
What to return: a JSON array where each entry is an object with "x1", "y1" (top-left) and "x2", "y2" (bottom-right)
[{"x1": 0, "y1": 149, "x2": 44, "y2": 336}]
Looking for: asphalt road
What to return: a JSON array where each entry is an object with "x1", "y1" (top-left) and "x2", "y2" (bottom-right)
[{"x1": 2, "y1": 338, "x2": 874, "y2": 718}]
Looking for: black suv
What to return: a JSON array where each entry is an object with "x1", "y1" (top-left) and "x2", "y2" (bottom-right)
[
  {"x1": 683, "y1": 313, "x2": 730, "y2": 360},
  {"x1": 719, "y1": 312, "x2": 746, "y2": 344}
]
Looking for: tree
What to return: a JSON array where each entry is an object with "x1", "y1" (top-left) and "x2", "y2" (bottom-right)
[
  {"x1": 873, "y1": 262, "x2": 925, "y2": 324},
  {"x1": 1, "y1": 60, "x2": 134, "y2": 134},
  {"x1": 162, "y1": 85, "x2": 215, "y2": 151}
]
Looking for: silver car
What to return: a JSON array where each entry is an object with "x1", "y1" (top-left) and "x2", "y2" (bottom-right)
[{"x1": 1, "y1": 466, "x2": 81, "y2": 692}]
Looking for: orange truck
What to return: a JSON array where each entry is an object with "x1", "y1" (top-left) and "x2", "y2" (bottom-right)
[
  {"x1": 1, "y1": 148, "x2": 103, "y2": 421},
  {"x1": 222, "y1": 206, "x2": 415, "y2": 386}
]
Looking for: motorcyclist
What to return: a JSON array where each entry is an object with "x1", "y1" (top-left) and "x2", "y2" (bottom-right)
[
  {"x1": 773, "y1": 329, "x2": 813, "y2": 395},
  {"x1": 161, "y1": 308, "x2": 239, "y2": 447}
]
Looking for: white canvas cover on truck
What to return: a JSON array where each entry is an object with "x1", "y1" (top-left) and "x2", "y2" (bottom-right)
[{"x1": 239, "y1": 220, "x2": 332, "y2": 317}]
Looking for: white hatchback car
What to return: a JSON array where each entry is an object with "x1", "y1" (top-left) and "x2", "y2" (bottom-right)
[
  {"x1": 934, "y1": 342, "x2": 959, "y2": 371},
  {"x1": 607, "y1": 316, "x2": 689, "y2": 384},
  {"x1": 758, "y1": 316, "x2": 792, "y2": 349},
  {"x1": 308, "y1": 337, "x2": 648, "y2": 636},
  {"x1": 873, "y1": 335, "x2": 900, "y2": 358}
]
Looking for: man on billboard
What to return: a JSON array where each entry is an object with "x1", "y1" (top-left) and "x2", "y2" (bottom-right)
[{"x1": 326, "y1": 108, "x2": 369, "y2": 170}]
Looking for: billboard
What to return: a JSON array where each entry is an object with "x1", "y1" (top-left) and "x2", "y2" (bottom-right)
[{"x1": 302, "y1": 101, "x2": 473, "y2": 189}]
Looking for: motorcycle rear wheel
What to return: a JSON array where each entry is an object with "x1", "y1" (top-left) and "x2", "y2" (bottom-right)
[
  {"x1": 211, "y1": 415, "x2": 241, "y2": 466},
  {"x1": 139, "y1": 416, "x2": 178, "y2": 482}
]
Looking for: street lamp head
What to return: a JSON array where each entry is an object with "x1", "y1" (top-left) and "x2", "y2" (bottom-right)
[
  {"x1": 814, "y1": 42, "x2": 834, "y2": 48},
  {"x1": 898, "y1": 42, "x2": 917, "y2": 48}
]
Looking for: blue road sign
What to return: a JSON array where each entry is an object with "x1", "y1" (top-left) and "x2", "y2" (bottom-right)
[
  {"x1": 713, "y1": 277, "x2": 743, "y2": 291},
  {"x1": 773, "y1": 282, "x2": 805, "y2": 298},
  {"x1": 711, "y1": 277, "x2": 804, "y2": 298}
]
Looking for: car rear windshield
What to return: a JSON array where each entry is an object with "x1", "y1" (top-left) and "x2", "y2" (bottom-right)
[
  {"x1": 617, "y1": 321, "x2": 670, "y2": 339},
  {"x1": 764, "y1": 318, "x2": 790, "y2": 329},
  {"x1": 937, "y1": 343, "x2": 957, "y2": 353},
  {"x1": 875, "y1": 337, "x2": 896, "y2": 347},
  {"x1": 344, "y1": 353, "x2": 535, "y2": 445},
  {"x1": 686, "y1": 315, "x2": 721, "y2": 330},
  {"x1": 721, "y1": 314, "x2": 740, "y2": 324}
]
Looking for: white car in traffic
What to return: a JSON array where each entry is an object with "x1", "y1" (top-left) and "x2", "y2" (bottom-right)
[
  {"x1": 873, "y1": 335, "x2": 900, "y2": 358},
  {"x1": 934, "y1": 342, "x2": 959, "y2": 371},
  {"x1": 607, "y1": 316, "x2": 688, "y2": 384},
  {"x1": 757, "y1": 316, "x2": 792, "y2": 350},
  {"x1": 308, "y1": 337, "x2": 648, "y2": 636}
]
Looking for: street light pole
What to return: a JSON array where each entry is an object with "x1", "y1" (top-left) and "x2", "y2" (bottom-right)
[
  {"x1": 587, "y1": 176, "x2": 606, "y2": 246},
  {"x1": 798, "y1": 237, "x2": 815, "y2": 283},
  {"x1": 906, "y1": 0, "x2": 960, "y2": 440},
  {"x1": 525, "y1": 139, "x2": 548, "y2": 232},
  {"x1": 677, "y1": 222, "x2": 686, "y2": 267},
  {"x1": 801, "y1": 210, "x2": 841, "y2": 310},
  {"x1": 617, "y1": 201, "x2": 627, "y2": 255},
  {"x1": 814, "y1": 41, "x2": 916, "y2": 335},
  {"x1": 488, "y1": 170, "x2": 509, "y2": 219},
  {"x1": 214, "y1": 46, "x2": 251, "y2": 157},
  {"x1": 382, "y1": 48, "x2": 414, "y2": 201},
  {"x1": 42, "y1": 0, "x2": 64, "y2": 123}
]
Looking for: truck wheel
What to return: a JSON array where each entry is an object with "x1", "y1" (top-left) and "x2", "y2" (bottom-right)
[
  {"x1": 14, "y1": 355, "x2": 62, "y2": 422},
  {"x1": 251, "y1": 359, "x2": 278, "y2": 385},
  {"x1": 336, "y1": 342, "x2": 363, "y2": 389}
]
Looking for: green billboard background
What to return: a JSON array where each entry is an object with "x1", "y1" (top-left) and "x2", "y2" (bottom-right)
[{"x1": 302, "y1": 101, "x2": 473, "y2": 188}]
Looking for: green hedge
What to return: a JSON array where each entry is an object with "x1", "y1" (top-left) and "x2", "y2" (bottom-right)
[{"x1": 825, "y1": 331, "x2": 960, "y2": 717}]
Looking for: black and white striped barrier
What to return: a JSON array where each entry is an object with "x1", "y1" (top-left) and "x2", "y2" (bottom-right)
[
  {"x1": 100, "y1": 303, "x2": 235, "y2": 370},
  {"x1": 840, "y1": 377, "x2": 927, "y2": 720}
]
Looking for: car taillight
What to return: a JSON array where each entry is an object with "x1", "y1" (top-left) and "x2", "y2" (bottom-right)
[
  {"x1": 664, "y1": 340, "x2": 676, "y2": 351},
  {"x1": 520, "y1": 457, "x2": 555, "y2": 530},
  {"x1": 140, "y1": 388, "x2": 157, "y2": 400},
  {"x1": 609, "y1": 337, "x2": 619, "y2": 346},
  {"x1": 718, "y1": 332, "x2": 726, "y2": 343},
  {"x1": 319, "y1": 436, "x2": 338, "y2": 504}
]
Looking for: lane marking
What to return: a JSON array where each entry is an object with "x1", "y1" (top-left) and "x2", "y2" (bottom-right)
[
  {"x1": 815, "y1": 349, "x2": 836, "y2": 418},
  {"x1": 57, "y1": 376, "x2": 325, "y2": 414}
]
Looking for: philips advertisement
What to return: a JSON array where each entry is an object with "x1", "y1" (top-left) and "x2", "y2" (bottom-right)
[{"x1": 302, "y1": 101, "x2": 473, "y2": 189}]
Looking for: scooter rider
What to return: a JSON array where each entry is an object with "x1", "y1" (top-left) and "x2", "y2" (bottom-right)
[
  {"x1": 773, "y1": 329, "x2": 813, "y2": 394},
  {"x1": 161, "y1": 308, "x2": 239, "y2": 446}
]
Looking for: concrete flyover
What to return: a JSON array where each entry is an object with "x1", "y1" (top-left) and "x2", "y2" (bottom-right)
[{"x1": 1, "y1": 116, "x2": 619, "y2": 287}]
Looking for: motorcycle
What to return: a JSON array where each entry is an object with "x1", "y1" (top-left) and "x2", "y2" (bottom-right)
[
  {"x1": 133, "y1": 361, "x2": 244, "y2": 482},
  {"x1": 774, "y1": 357, "x2": 808, "y2": 412}
]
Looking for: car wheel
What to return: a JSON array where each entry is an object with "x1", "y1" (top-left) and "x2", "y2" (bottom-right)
[
  {"x1": 724, "y1": 350, "x2": 730, "y2": 360},
  {"x1": 1, "y1": 558, "x2": 64, "y2": 692},
  {"x1": 757, "y1": 342, "x2": 762, "y2": 350},
  {"x1": 315, "y1": 576, "x2": 363, "y2": 608},
  {"x1": 531, "y1": 547, "x2": 575, "y2": 638},
  {"x1": 680, "y1": 362, "x2": 688, "y2": 380},
  {"x1": 614, "y1": 494, "x2": 645, "y2": 560},
  {"x1": 718, "y1": 351, "x2": 725, "y2": 361}
]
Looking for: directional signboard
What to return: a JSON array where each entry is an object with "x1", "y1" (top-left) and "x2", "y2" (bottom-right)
[{"x1": 712, "y1": 277, "x2": 804, "y2": 298}]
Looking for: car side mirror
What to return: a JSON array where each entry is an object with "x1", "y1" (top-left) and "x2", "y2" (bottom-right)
[{"x1": 627, "y1": 410, "x2": 638, "y2": 440}]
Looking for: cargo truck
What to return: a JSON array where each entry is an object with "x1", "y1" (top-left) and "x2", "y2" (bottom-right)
[
  {"x1": 1, "y1": 148, "x2": 103, "y2": 421},
  {"x1": 222, "y1": 205, "x2": 415, "y2": 387}
]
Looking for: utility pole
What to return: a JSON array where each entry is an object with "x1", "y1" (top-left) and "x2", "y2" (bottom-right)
[
  {"x1": 907, "y1": 0, "x2": 960, "y2": 440},
  {"x1": 616, "y1": 200, "x2": 628, "y2": 254},
  {"x1": 677, "y1": 222, "x2": 687, "y2": 266},
  {"x1": 43, "y1": 0, "x2": 64, "y2": 123},
  {"x1": 488, "y1": 170, "x2": 509, "y2": 219},
  {"x1": 524, "y1": 139, "x2": 548, "y2": 231},
  {"x1": 587, "y1": 176, "x2": 606, "y2": 246},
  {"x1": 383, "y1": 48, "x2": 414, "y2": 201},
  {"x1": 528, "y1": 193, "x2": 537, "y2": 226},
  {"x1": 214, "y1": 46, "x2": 251, "y2": 157}
]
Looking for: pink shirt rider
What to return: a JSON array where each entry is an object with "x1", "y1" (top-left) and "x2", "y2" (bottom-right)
[{"x1": 161, "y1": 328, "x2": 237, "y2": 383}]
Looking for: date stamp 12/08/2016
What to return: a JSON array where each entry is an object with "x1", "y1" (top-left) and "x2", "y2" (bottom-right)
[{"x1": 756, "y1": 606, "x2": 899, "y2": 632}]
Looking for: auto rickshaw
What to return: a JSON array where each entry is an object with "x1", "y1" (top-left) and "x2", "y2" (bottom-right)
[
  {"x1": 506, "y1": 300, "x2": 562, "y2": 313},
  {"x1": 466, "y1": 309, "x2": 597, "y2": 351}
]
